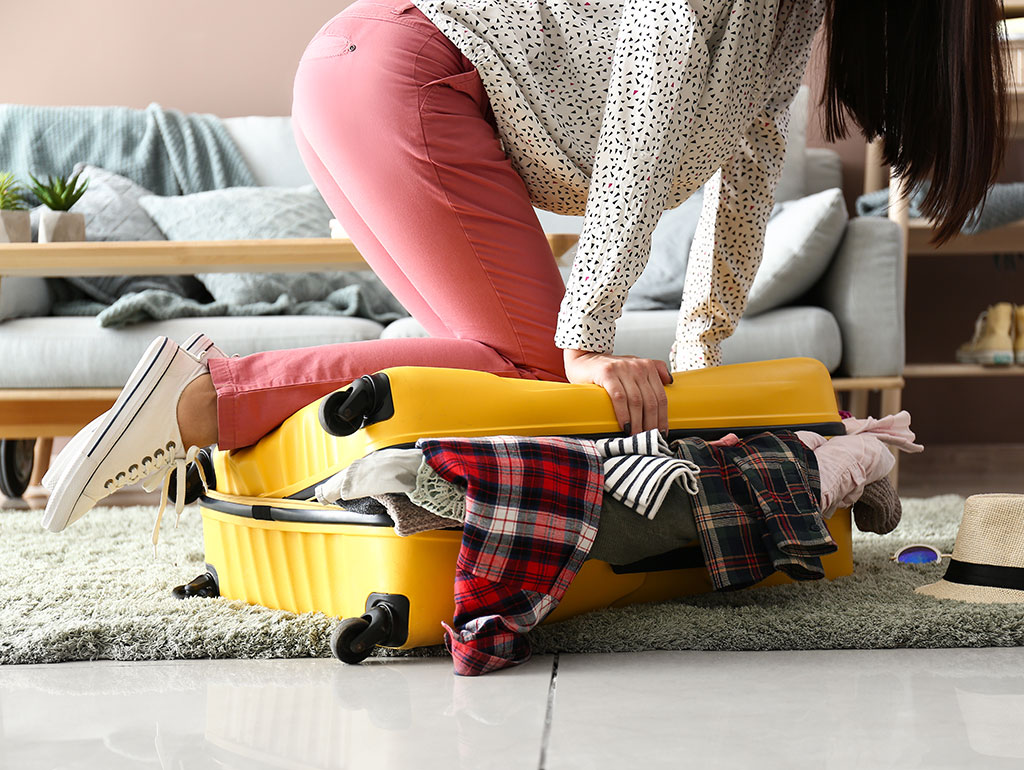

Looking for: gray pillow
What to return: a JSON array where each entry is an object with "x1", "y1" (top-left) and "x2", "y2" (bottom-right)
[
  {"x1": 744, "y1": 187, "x2": 848, "y2": 316},
  {"x1": 30, "y1": 163, "x2": 166, "y2": 243},
  {"x1": 622, "y1": 188, "x2": 705, "y2": 311},
  {"x1": 0, "y1": 277, "x2": 52, "y2": 320},
  {"x1": 139, "y1": 184, "x2": 333, "y2": 240}
]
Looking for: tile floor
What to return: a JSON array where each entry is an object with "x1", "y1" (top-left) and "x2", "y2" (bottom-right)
[
  {"x1": 4, "y1": 649, "x2": 1024, "y2": 769},
  {"x1": 4, "y1": 451, "x2": 1024, "y2": 769}
]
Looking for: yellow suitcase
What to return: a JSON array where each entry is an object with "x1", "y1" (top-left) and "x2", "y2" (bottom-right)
[{"x1": 184, "y1": 357, "x2": 853, "y2": 662}]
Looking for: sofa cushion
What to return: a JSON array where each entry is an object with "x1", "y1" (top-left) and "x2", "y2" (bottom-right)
[
  {"x1": 381, "y1": 306, "x2": 843, "y2": 374},
  {"x1": 221, "y1": 116, "x2": 314, "y2": 188},
  {"x1": 0, "y1": 315, "x2": 385, "y2": 388},
  {"x1": 812, "y1": 217, "x2": 905, "y2": 377},
  {"x1": 0, "y1": 277, "x2": 51, "y2": 321},
  {"x1": 744, "y1": 187, "x2": 848, "y2": 316},
  {"x1": 774, "y1": 85, "x2": 808, "y2": 204},
  {"x1": 613, "y1": 308, "x2": 842, "y2": 372},
  {"x1": 139, "y1": 185, "x2": 333, "y2": 240},
  {"x1": 805, "y1": 148, "x2": 843, "y2": 196}
]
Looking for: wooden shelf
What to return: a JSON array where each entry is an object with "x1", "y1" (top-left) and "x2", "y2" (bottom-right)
[
  {"x1": 904, "y1": 363, "x2": 1024, "y2": 378},
  {"x1": 908, "y1": 216, "x2": 1024, "y2": 255},
  {"x1": 0, "y1": 234, "x2": 579, "y2": 277},
  {"x1": 1006, "y1": 0, "x2": 1024, "y2": 19}
]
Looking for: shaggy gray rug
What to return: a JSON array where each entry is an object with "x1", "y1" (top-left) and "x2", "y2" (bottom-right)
[{"x1": 2, "y1": 495, "x2": 1021, "y2": 666}]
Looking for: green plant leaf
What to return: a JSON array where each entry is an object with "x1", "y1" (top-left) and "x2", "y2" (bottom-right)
[{"x1": 28, "y1": 169, "x2": 91, "y2": 211}]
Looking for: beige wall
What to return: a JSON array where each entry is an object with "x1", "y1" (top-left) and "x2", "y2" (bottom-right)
[{"x1": 2, "y1": 0, "x2": 355, "y2": 117}]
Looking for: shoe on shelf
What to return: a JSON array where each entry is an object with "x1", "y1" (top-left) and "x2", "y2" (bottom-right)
[
  {"x1": 40, "y1": 333, "x2": 226, "y2": 493},
  {"x1": 42, "y1": 333, "x2": 223, "y2": 538},
  {"x1": 955, "y1": 302, "x2": 1014, "y2": 366},
  {"x1": 1015, "y1": 306, "x2": 1024, "y2": 365}
]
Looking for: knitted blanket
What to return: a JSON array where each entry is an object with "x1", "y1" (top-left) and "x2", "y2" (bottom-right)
[
  {"x1": 856, "y1": 181, "x2": 1024, "y2": 235},
  {"x1": 0, "y1": 102, "x2": 255, "y2": 201},
  {"x1": 50, "y1": 271, "x2": 409, "y2": 328}
]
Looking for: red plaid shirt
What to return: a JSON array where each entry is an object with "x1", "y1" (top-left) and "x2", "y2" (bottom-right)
[{"x1": 418, "y1": 435, "x2": 603, "y2": 676}]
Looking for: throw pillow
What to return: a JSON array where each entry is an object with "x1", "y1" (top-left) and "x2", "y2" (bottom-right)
[
  {"x1": 744, "y1": 187, "x2": 848, "y2": 316},
  {"x1": 139, "y1": 184, "x2": 333, "y2": 240},
  {"x1": 29, "y1": 163, "x2": 166, "y2": 242},
  {"x1": 622, "y1": 188, "x2": 704, "y2": 311},
  {"x1": 0, "y1": 277, "x2": 52, "y2": 321}
]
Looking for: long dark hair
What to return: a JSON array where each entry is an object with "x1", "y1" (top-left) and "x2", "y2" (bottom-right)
[{"x1": 821, "y1": 0, "x2": 1010, "y2": 245}]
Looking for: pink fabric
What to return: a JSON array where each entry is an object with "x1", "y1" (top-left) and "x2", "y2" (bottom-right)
[
  {"x1": 209, "y1": 0, "x2": 568, "y2": 449},
  {"x1": 796, "y1": 411, "x2": 924, "y2": 517}
]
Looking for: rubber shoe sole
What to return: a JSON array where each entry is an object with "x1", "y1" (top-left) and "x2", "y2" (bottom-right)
[{"x1": 956, "y1": 349, "x2": 1014, "y2": 366}]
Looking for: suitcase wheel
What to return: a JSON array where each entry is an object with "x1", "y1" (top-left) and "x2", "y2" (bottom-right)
[
  {"x1": 0, "y1": 439, "x2": 35, "y2": 500},
  {"x1": 331, "y1": 602, "x2": 397, "y2": 665},
  {"x1": 171, "y1": 571, "x2": 220, "y2": 600}
]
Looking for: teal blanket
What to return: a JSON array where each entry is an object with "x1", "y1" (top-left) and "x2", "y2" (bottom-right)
[
  {"x1": 0, "y1": 102, "x2": 255, "y2": 201},
  {"x1": 51, "y1": 271, "x2": 409, "y2": 328},
  {"x1": 857, "y1": 181, "x2": 1024, "y2": 235}
]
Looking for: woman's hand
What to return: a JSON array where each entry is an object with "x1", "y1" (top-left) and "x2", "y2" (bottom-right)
[{"x1": 563, "y1": 349, "x2": 673, "y2": 435}]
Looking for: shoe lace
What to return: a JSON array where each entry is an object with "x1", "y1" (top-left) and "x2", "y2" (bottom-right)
[{"x1": 133, "y1": 443, "x2": 208, "y2": 555}]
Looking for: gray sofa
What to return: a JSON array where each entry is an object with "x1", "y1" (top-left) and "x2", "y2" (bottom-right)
[{"x1": 0, "y1": 93, "x2": 904, "y2": 417}]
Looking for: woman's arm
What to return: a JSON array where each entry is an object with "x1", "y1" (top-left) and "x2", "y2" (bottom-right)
[
  {"x1": 671, "y1": 2, "x2": 822, "y2": 370},
  {"x1": 670, "y1": 103, "x2": 790, "y2": 371},
  {"x1": 558, "y1": 2, "x2": 714, "y2": 434}
]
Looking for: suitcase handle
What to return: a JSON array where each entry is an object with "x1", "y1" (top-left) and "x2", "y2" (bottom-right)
[{"x1": 319, "y1": 373, "x2": 395, "y2": 437}]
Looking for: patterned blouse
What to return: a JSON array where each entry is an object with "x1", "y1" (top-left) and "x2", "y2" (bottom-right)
[{"x1": 410, "y1": 0, "x2": 825, "y2": 370}]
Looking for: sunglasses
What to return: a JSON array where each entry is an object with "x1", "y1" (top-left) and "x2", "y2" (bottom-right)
[{"x1": 890, "y1": 544, "x2": 952, "y2": 564}]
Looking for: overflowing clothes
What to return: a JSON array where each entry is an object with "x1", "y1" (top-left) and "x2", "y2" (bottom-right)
[
  {"x1": 309, "y1": 426, "x2": 887, "y2": 675},
  {"x1": 417, "y1": 436, "x2": 603, "y2": 676}
]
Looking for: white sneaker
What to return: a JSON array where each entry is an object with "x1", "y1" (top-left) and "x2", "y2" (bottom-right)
[
  {"x1": 42, "y1": 335, "x2": 220, "y2": 537},
  {"x1": 40, "y1": 333, "x2": 225, "y2": 492}
]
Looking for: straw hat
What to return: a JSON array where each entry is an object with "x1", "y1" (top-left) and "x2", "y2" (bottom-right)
[{"x1": 917, "y1": 494, "x2": 1024, "y2": 603}]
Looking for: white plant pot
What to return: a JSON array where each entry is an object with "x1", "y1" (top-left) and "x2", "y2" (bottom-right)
[
  {"x1": 0, "y1": 210, "x2": 31, "y2": 243},
  {"x1": 38, "y1": 210, "x2": 85, "y2": 243}
]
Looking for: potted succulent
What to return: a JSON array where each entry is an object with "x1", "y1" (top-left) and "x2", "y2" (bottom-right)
[
  {"x1": 30, "y1": 169, "x2": 89, "y2": 243},
  {"x1": 0, "y1": 172, "x2": 30, "y2": 243}
]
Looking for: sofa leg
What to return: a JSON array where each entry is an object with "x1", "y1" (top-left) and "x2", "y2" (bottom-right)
[
  {"x1": 29, "y1": 437, "x2": 52, "y2": 488},
  {"x1": 880, "y1": 388, "x2": 903, "y2": 491},
  {"x1": 846, "y1": 389, "x2": 869, "y2": 419}
]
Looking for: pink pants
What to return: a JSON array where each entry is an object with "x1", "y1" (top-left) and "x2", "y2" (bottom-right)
[{"x1": 209, "y1": 0, "x2": 568, "y2": 450}]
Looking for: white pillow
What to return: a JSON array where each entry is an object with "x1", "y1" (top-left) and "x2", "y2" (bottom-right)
[
  {"x1": 221, "y1": 116, "x2": 314, "y2": 188},
  {"x1": 774, "y1": 85, "x2": 809, "y2": 203},
  {"x1": 745, "y1": 187, "x2": 848, "y2": 316}
]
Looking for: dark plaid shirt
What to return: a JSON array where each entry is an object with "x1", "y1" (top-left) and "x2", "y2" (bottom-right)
[
  {"x1": 419, "y1": 435, "x2": 603, "y2": 676},
  {"x1": 674, "y1": 430, "x2": 836, "y2": 591},
  {"x1": 419, "y1": 430, "x2": 831, "y2": 676}
]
